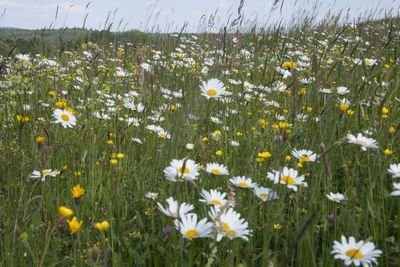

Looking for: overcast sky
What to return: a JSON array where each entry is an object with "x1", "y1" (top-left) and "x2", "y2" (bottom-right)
[{"x1": 0, "y1": 0, "x2": 398, "y2": 32}]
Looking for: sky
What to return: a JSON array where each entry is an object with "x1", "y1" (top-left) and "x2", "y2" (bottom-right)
[{"x1": 0, "y1": 0, "x2": 398, "y2": 32}]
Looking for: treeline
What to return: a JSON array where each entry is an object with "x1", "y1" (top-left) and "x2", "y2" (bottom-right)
[{"x1": 0, "y1": 27, "x2": 149, "y2": 57}]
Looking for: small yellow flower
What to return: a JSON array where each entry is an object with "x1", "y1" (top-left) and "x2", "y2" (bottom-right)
[
  {"x1": 71, "y1": 184, "x2": 85, "y2": 199},
  {"x1": 116, "y1": 153, "x2": 124, "y2": 159},
  {"x1": 389, "y1": 126, "x2": 396, "y2": 134},
  {"x1": 339, "y1": 103, "x2": 348, "y2": 112},
  {"x1": 56, "y1": 100, "x2": 68, "y2": 109},
  {"x1": 285, "y1": 155, "x2": 292, "y2": 161},
  {"x1": 382, "y1": 107, "x2": 389, "y2": 115},
  {"x1": 48, "y1": 91, "x2": 57, "y2": 97},
  {"x1": 256, "y1": 157, "x2": 264, "y2": 163},
  {"x1": 384, "y1": 149, "x2": 393, "y2": 156},
  {"x1": 279, "y1": 121, "x2": 289, "y2": 129},
  {"x1": 297, "y1": 162, "x2": 303, "y2": 168},
  {"x1": 67, "y1": 217, "x2": 83, "y2": 234},
  {"x1": 35, "y1": 136, "x2": 45, "y2": 143},
  {"x1": 258, "y1": 151, "x2": 272, "y2": 158},
  {"x1": 106, "y1": 139, "x2": 113, "y2": 145},
  {"x1": 384, "y1": 64, "x2": 390, "y2": 69},
  {"x1": 347, "y1": 109, "x2": 355, "y2": 116},
  {"x1": 95, "y1": 220, "x2": 110, "y2": 232},
  {"x1": 298, "y1": 88, "x2": 306, "y2": 95},
  {"x1": 259, "y1": 119, "x2": 268, "y2": 129},
  {"x1": 170, "y1": 104, "x2": 177, "y2": 111},
  {"x1": 59, "y1": 206, "x2": 74, "y2": 218},
  {"x1": 74, "y1": 171, "x2": 81, "y2": 176},
  {"x1": 16, "y1": 114, "x2": 29, "y2": 124},
  {"x1": 215, "y1": 150, "x2": 223, "y2": 156},
  {"x1": 282, "y1": 61, "x2": 297, "y2": 69},
  {"x1": 306, "y1": 107, "x2": 313, "y2": 113},
  {"x1": 273, "y1": 224, "x2": 282, "y2": 230},
  {"x1": 110, "y1": 159, "x2": 118, "y2": 165}
]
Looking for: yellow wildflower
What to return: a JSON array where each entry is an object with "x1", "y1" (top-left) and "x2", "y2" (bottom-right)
[
  {"x1": 16, "y1": 114, "x2": 29, "y2": 124},
  {"x1": 59, "y1": 206, "x2": 74, "y2": 218},
  {"x1": 95, "y1": 220, "x2": 110, "y2": 232},
  {"x1": 71, "y1": 184, "x2": 85, "y2": 199},
  {"x1": 35, "y1": 136, "x2": 45, "y2": 143},
  {"x1": 67, "y1": 217, "x2": 83, "y2": 234},
  {"x1": 282, "y1": 61, "x2": 297, "y2": 69}
]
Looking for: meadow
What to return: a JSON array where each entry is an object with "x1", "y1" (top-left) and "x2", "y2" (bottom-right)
[{"x1": 1, "y1": 14, "x2": 400, "y2": 267}]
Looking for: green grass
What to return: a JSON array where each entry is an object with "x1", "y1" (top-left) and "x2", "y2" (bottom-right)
[{"x1": 0, "y1": 16, "x2": 400, "y2": 266}]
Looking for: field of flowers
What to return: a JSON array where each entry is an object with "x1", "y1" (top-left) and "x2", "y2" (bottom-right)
[{"x1": 1, "y1": 17, "x2": 400, "y2": 266}]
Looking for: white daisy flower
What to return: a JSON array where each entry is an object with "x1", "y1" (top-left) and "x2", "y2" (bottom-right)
[
  {"x1": 388, "y1": 163, "x2": 400, "y2": 178},
  {"x1": 30, "y1": 169, "x2": 59, "y2": 181},
  {"x1": 185, "y1": 143, "x2": 194, "y2": 150},
  {"x1": 53, "y1": 109, "x2": 77, "y2": 128},
  {"x1": 253, "y1": 186, "x2": 279, "y2": 202},
  {"x1": 199, "y1": 189, "x2": 227, "y2": 206},
  {"x1": 337, "y1": 86, "x2": 350, "y2": 95},
  {"x1": 364, "y1": 58, "x2": 377, "y2": 66},
  {"x1": 209, "y1": 207, "x2": 251, "y2": 241},
  {"x1": 390, "y1": 183, "x2": 400, "y2": 196},
  {"x1": 326, "y1": 192, "x2": 347, "y2": 203},
  {"x1": 229, "y1": 176, "x2": 256, "y2": 189},
  {"x1": 331, "y1": 236, "x2": 382, "y2": 267},
  {"x1": 292, "y1": 149, "x2": 318, "y2": 162},
  {"x1": 319, "y1": 88, "x2": 332, "y2": 94},
  {"x1": 347, "y1": 133, "x2": 378, "y2": 151},
  {"x1": 174, "y1": 213, "x2": 214, "y2": 240},
  {"x1": 157, "y1": 130, "x2": 171, "y2": 139},
  {"x1": 266, "y1": 167, "x2": 308, "y2": 191},
  {"x1": 157, "y1": 197, "x2": 194, "y2": 219},
  {"x1": 200, "y1": 79, "x2": 226, "y2": 99},
  {"x1": 230, "y1": 140, "x2": 240, "y2": 147},
  {"x1": 163, "y1": 159, "x2": 200, "y2": 182},
  {"x1": 145, "y1": 192, "x2": 158, "y2": 200},
  {"x1": 132, "y1": 138, "x2": 143, "y2": 144},
  {"x1": 205, "y1": 163, "x2": 229, "y2": 175}
]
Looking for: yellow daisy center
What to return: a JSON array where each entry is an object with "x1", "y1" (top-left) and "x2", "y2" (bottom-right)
[
  {"x1": 355, "y1": 140, "x2": 367, "y2": 146},
  {"x1": 280, "y1": 175, "x2": 296, "y2": 185},
  {"x1": 226, "y1": 231, "x2": 236, "y2": 237},
  {"x1": 259, "y1": 193, "x2": 269, "y2": 198},
  {"x1": 365, "y1": 59, "x2": 373, "y2": 65},
  {"x1": 185, "y1": 229, "x2": 199, "y2": 238},
  {"x1": 331, "y1": 197, "x2": 340, "y2": 202},
  {"x1": 300, "y1": 155, "x2": 310, "y2": 162},
  {"x1": 207, "y1": 89, "x2": 217, "y2": 96},
  {"x1": 239, "y1": 182, "x2": 249, "y2": 188},
  {"x1": 211, "y1": 169, "x2": 221, "y2": 175},
  {"x1": 345, "y1": 248, "x2": 363, "y2": 260},
  {"x1": 210, "y1": 199, "x2": 222, "y2": 205},
  {"x1": 61, "y1": 114, "x2": 70, "y2": 122},
  {"x1": 41, "y1": 170, "x2": 50, "y2": 176},
  {"x1": 178, "y1": 167, "x2": 190, "y2": 174},
  {"x1": 222, "y1": 222, "x2": 230, "y2": 231}
]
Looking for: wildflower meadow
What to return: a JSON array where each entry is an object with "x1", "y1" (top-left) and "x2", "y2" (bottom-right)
[{"x1": 1, "y1": 7, "x2": 400, "y2": 267}]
